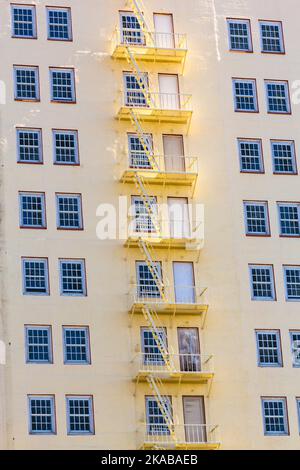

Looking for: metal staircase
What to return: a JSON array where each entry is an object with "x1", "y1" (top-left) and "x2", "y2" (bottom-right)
[
  {"x1": 126, "y1": 0, "x2": 155, "y2": 46},
  {"x1": 146, "y1": 375, "x2": 176, "y2": 441}
]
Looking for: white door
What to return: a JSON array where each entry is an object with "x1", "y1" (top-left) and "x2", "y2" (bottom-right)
[
  {"x1": 183, "y1": 397, "x2": 207, "y2": 443},
  {"x1": 153, "y1": 13, "x2": 174, "y2": 48},
  {"x1": 173, "y1": 262, "x2": 195, "y2": 304},
  {"x1": 168, "y1": 197, "x2": 190, "y2": 239},
  {"x1": 158, "y1": 74, "x2": 179, "y2": 110},
  {"x1": 163, "y1": 135, "x2": 185, "y2": 172}
]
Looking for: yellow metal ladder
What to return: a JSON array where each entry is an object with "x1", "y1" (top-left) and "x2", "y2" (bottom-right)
[
  {"x1": 126, "y1": 0, "x2": 155, "y2": 46},
  {"x1": 147, "y1": 375, "x2": 177, "y2": 442},
  {"x1": 134, "y1": 174, "x2": 161, "y2": 234}
]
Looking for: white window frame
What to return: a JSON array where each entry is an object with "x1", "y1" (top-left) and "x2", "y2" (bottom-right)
[
  {"x1": 233, "y1": 79, "x2": 258, "y2": 112},
  {"x1": 25, "y1": 326, "x2": 52, "y2": 364},
  {"x1": 265, "y1": 80, "x2": 290, "y2": 114},
  {"x1": 255, "y1": 330, "x2": 282, "y2": 367},
  {"x1": 17, "y1": 128, "x2": 43, "y2": 163},
  {"x1": 146, "y1": 396, "x2": 172, "y2": 435},
  {"x1": 63, "y1": 326, "x2": 91, "y2": 365},
  {"x1": 46, "y1": 7, "x2": 72, "y2": 41},
  {"x1": 244, "y1": 201, "x2": 270, "y2": 236},
  {"x1": 259, "y1": 21, "x2": 284, "y2": 54},
  {"x1": 53, "y1": 129, "x2": 79, "y2": 165},
  {"x1": 22, "y1": 258, "x2": 49, "y2": 296},
  {"x1": 284, "y1": 266, "x2": 300, "y2": 301},
  {"x1": 28, "y1": 395, "x2": 56, "y2": 435},
  {"x1": 141, "y1": 327, "x2": 167, "y2": 365},
  {"x1": 56, "y1": 193, "x2": 83, "y2": 229},
  {"x1": 227, "y1": 19, "x2": 252, "y2": 52},
  {"x1": 59, "y1": 259, "x2": 87, "y2": 296},
  {"x1": 271, "y1": 140, "x2": 297, "y2": 175},
  {"x1": 123, "y1": 72, "x2": 148, "y2": 107},
  {"x1": 249, "y1": 265, "x2": 276, "y2": 301},
  {"x1": 11, "y1": 4, "x2": 37, "y2": 39},
  {"x1": 132, "y1": 195, "x2": 158, "y2": 234},
  {"x1": 14, "y1": 66, "x2": 39, "y2": 101},
  {"x1": 49, "y1": 68, "x2": 76, "y2": 103},
  {"x1": 120, "y1": 11, "x2": 144, "y2": 45},
  {"x1": 19, "y1": 192, "x2": 46, "y2": 228},
  {"x1": 66, "y1": 396, "x2": 94, "y2": 435},
  {"x1": 128, "y1": 133, "x2": 152, "y2": 169},
  {"x1": 261, "y1": 398, "x2": 288, "y2": 436},
  {"x1": 238, "y1": 139, "x2": 264, "y2": 173},
  {"x1": 136, "y1": 261, "x2": 162, "y2": 299},
  {"x1": 277, "y1": 203, "x2": 300, "y2": 237},
  {"x1": 290, "y1": 331, "x2": 300, "y2": 368}
]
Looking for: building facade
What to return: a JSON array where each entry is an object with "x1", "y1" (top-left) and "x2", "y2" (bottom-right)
[{"x1": 0, "y1": 0, "x2": 300, "y2": 450}]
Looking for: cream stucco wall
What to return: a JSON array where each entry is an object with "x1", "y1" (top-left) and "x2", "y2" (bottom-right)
[{"x1": 0, "y1": 0, "x2": 300, "y2": 450}]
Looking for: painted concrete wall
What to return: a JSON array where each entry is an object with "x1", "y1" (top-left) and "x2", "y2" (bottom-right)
[{"x1": 0, "y1": 0, "x2": 299, "y2": 449}]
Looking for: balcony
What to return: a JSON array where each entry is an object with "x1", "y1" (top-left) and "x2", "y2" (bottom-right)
[
  {"x1": 112, "y1": 29, "x2": 188, "y2": 64},
  {"x1": 126, "y1": 216, "x2": 204, "y2": 250},
  {"x1": 138, "y1": 424, "x2": 220, "y2": 450},
  {"x1": 129, "y1": 285, "x2": 209, "y2": 319},
  {"x1": 133, "y1": 353, "x2": 214, "y2": 384},
  {"x1": 120, "y1": 154, "x2": 199, "y2": 187},
  {"x1": 117, "y1": 91, "x2": 192, "y2": 124}
]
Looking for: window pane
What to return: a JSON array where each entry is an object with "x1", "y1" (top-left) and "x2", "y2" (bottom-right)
[
  {"x1": 23, "y1": 259, "x2": 49, "y2": 295},
  {"x1": 228, "y1": 20, "x2": 251, "y2": 51},
  {"x1": 262, "y1": 399, "x2": 288, "y2": 435},
  {"x1": 20, "y1": 193, "x2": 45, "y2": 228},
  {"x1": 12, "y1": 6, "x2": 36, "y2": 38},
  {"x1": 14, "y1": 67, "x2": 39, "y2": 100},
  {"x1": 60, "y1": 260, "x2": 86, "y2": 295},
  {"x1": 238, "y1": 140, "x2": 263, "y2": 173},
  {"x1": 244, "y1": 202, "x2": 269, "y2": 235},
  {"x1": 63, "y1": 327, "x2": 90, "y2": 364},
  {"x1": 53, "y1": 131, "x2": 78, "y2": 164},
  {"x1": 233, "y1": 80, "x2": 257, "y2": 112},
  {"x1": 50, "y1": 69, "x2": 75, "y2": 102},
  {"x1": 256, "y1": 331, "x2": 281, "y2": 366},
  {"x1": 67, "y1": 397, "x2": 93, "y2": 434},
  {"x1": 250, "y1": 265, "x2": 275, "y2": 300},
  {"x1": 17, "y1": 129, "x2": 42, "y2": 163},
  {"x1": 271, "y1": 142, "x2": 296, "y2": 174},
  {"x1": 260, "y1": 21, "x2": 284, "y2": 53},
  {"x1": 29, "y1": 396, "x2": 55, "y2": 434},
  {"x1": 284, "y1": 267, "x2": 300, "y2": 300},
  {"x1": 266, "y1": 82, "x2": 290, "y2": 113},
  {"x1": 47, "y1": 8, "x2": 72, "y2": 40},
  {"x1": 57, "y1": 195, "x2": 82, "y2": 229},
  {"x1": 26, "y1": 327, "x2": 51, "y2": 363}
]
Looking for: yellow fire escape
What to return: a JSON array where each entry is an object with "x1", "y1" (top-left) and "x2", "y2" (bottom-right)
[{"x1": 113, "y1": 0, "x2": 219, "y2": 450}]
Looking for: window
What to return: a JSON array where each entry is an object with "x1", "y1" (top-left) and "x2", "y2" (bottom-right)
[
  {"x1": 63, "y1": 327, "x2": 90, "y2": 364},
  {"x1": 260, "y1": 21, "x2": 284, "y2": 53},
  {"x1": 297, "y1": 400, "x2": 300, "y2": 431},
  {"x1": 265, "y1": 81, "x2": 290, "y2": 114},
  {"x1": 47, "y1": 7, "x2": 72, "y2": 41},
  {"x1": 50, "y1": 68, "x2": 75, "y2": 103},
  {"x1": 146, "y1": 396, "x2": 172, "y2": 436},
  {"x1": 25, "y1": 326, "x2": 52, "y2": 364},
  {"x1": 53, "y1": 130, "x2": 79, "y2": 165},
  {"x1": 278, "y1": 203, "x2": 300, "y2": 237},
  {"x1": 120, "y1": 12, "x2": 143, "y2": 45},
  {"x1": 238, "y1": 139, "x2": 263, "y2": 173},
  {"x1": 262, "y1": 398, "x2": 288, "y2": 436},
  {"x1": 22, "y1": 258, "x2": 49, "y2": 295},
  {"x1": 233, "y1": 79, "x2": 258, "y2": 112},
  {"x1": 136, "y1": 261, "x2": 162, "y2": 299},
  {"x1": 11, "y1": 5, "x2": 36, "y2": 38},
  {"x1": 249, "y1": 265, "x2": 275, "y2": 301},
  {"x1": 256, "y1": 331, "x2": 282, "y2": 367},
  {"x1": 271, "y1": 141, "x2": 297, "y2": 174},
  {"x1": 59, "y1": 259, "x2": 86, "y2": 296},
  {"x1": 290, "y1": 331, "x2": 300, "y2": 367},
  {"x1": 244, "y1": 201, "x2": 269, "y2": 236},
  {"x1": 17, "y1": 128, "x2": 42, "y2": 163},
  {"x1": 284, "y1": 266, "x2": 300, "y2": 301},
  {"x1": 19, "y1": 192, "x2": 46, "y2": 228},
  {"x1": 132, "y1": 196, "x2": 157, "y2": 233},
  {"x1": 14, "y1": 66, "x2": 39, "y2": 101},
  {"x1": 28, "y1": 396, "x2": 55, "y2": 434},
  {"x1": 124, "y1": 72, "x2": 148, "y2": 107},
  {"x1": 56, "y1": 194, "x2": 83, "y2": 229},
  {"x1": 128, "y1": 133, "x2": 152, "y2": 169},
  {"x1": 66, "y1": 396, "x2": 94, "y2": 435},
  {"x1": 142, "y1": 328, "x2": 167, "y2": 365},
  {"x1": 227, "y1": 19, "x2": 252, "y2": 52}
]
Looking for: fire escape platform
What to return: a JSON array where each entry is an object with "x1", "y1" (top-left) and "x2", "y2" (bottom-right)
[
  {"x1": 121, "y1": 169, "x2": 197, "y2": 186},
  {"x1": 130, "y1": 302, "x2": 209, "y2": 316},
  {"x1": 117, "y1": 106, "x2": 192, "y2": 125},
  {"x1": 125, "y1": 236, "x2": 203, "y2": 250},
  {"x1": 112, "y1": 44, "x2": 187, "y2": 63},
  {"x1": 140, "y1": 441, "x2": 220, "y2": 451},
  {"x1": 134, "y1": 371, "x2": 214, "y2": 384}
]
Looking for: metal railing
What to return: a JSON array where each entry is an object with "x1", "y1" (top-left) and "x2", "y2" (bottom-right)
[
  {"x1": 130, "y1": 284, "x2": 208, "y2": 306},
  {"x1": 127, "y1": 153, "x2": 199, "y2": 174},
  {"x1": 128, "y1": 216, "x2": 202, "y2": 240},
  {"x1": 139, "y1": 424, "x2": 219, "y2": 447},
  {"x1": 123, "y1": 91, "x2": 192, "y2": 111},
  {"x1": 114, "y1": 28, "x2": 187, "y2": 50},
  {"x1": 134, "y1": 353, "x2": 213, "y2": 375}
]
